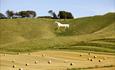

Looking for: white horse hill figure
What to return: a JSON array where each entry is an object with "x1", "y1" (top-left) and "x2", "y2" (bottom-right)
[{"x1": 55, "y1": 21, "x2": 69, "y2": 29}]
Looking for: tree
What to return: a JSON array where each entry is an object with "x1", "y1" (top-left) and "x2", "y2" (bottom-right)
[
  {"x1": 12, "y1": 12, "x2": 22, "y2": 18},
  {"x1": 15, "y1": 12, "x2": 20, "y2": 16},
  {"x1": 0, "y1": 13, "x2": 7, "y2": 19},
  {"x1": 18, "y1": 11, "x2": 28, "y2": 18},
  {"x1": 58, "y1": 11, "x2": 74, "y2": 19},
  {"x1": 58, "y1": 11, "x2": 67, "y2": 19},
  {"x1": 48, "y1": 10, "x2": 58, "y2": 19},
  {"x1": 26, "y1": 10, "x2": 36, "y2": 18},
  {"x1": 66, "y1": 12, "x2": 74, "y2": 19},
  {"x1": 48, "y1": 10, "x2": 53, "y2": 16},
  {"x1": 18, "y1": 10, "x2": 36, "y2": 18},
  {"x1": 6, "y1": 10, "x2": 14, "y2": 19}
]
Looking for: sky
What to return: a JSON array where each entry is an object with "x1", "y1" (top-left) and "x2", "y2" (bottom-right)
[{"x1": 0, "y1": 0, "x2": 115, "y2": 17}]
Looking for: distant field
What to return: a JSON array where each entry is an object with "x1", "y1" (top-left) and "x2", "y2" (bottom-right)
[{"x1": 0, "y1": 13, "x2": 115, "y2": 53}]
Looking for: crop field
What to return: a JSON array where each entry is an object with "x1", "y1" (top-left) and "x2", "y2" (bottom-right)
[{"x1": 0, "y1": 51, "x2": 115, "y2": 70}]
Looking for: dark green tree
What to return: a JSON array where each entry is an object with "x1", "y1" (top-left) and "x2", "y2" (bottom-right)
[
  {"x1": 58, "y1": 11, "x2": 74, "y2": 19},
  {"x1": 26, "y1": 10, "x2": 36, "y2": 17},
  {"x1": 48, "y1": 10, "x2": 58, "y2": 19},
  {"x1": 18, "y1": 11, "x2": 27, "y2": 18},
  {"x1": 6, "y1": 10, "x2": 14, "y2": 19},
  {"x1": 66, "y1": 12, "x2": 74, "y2": 19},
  {"x1": 58, "y1": 11, "x2": 67, "y2": 19},
  {"x1": 18, "y1": 10, "x2": 36, "y2": 18}
]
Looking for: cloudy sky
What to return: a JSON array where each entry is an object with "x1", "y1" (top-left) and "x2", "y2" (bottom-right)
[{"x1": 0, "y1": 0, "x2": 115, "y2": 17}]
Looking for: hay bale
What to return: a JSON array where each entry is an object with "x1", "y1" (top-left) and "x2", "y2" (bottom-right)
[
  {"x1": 94, "y1": 56, "x2": 97, "y2": 58},
  {"x1": 35, "y1": 61, "x2": 38, "y2": 64},
  {"x1": 48, "y1": 60, "x2": 51, "y2": 64},
  {"x1": 80, "y1": 54, "x2": 82, "y2": 56},
  {"x1": 25, "y1": 63, "x2": 29, "y2": 66},
  {"x1": 99, "y1": 59, "x2": 102, "y2": 62},
  {"x1": 42, "y1": 54, "x2": 45, "y2": 57},
  {"x1": 90, "y1": 59, "x2": 93, "y2": 61},
  {"x1": 19, "y1": 68, "x2": 23, "y2": 70},
  {"x1": 70, "y1": 63, "x2": 73, "y2": 66},
  {"x1": 88, "y1": 58, "x2": 91, "y2": 60},
  {"x1": 12, "y1": 65, "x2": 16, "y2": 68}
]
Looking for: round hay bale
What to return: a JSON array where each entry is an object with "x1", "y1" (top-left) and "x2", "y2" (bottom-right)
[
  {"x1": 90, "y1": 59, "x2": 93, "y2": 61},
  {"x1": 99, "y1": 59, "x2": 102, "y2": 62},
  {"x1": 70, "y1": 63, "x2": 73, "y2": 66},
  {"x1": 12, "y1": 65, "x2": 16, "y2": 68},
  {"x1": 48, "y1": 60, "x2": 51, "y2": 64},
  {"x1": 94, "y1": 56, "x2": 97, "y2": 58},
  {"x1": 19, "y1": 68, "x2": 23, "y2": 70},
  {"x1": 35, "y1": 61, "x2": 38, "y2": 64},
  {"x1": 25, "y1": 63, "x2": 29, "y2": 66},
  {"x1": 42, "y1": 54, "x2": 45, "y2": 57},
  {"x1": 80, "y1": 54, "x2": 82, "y2": 56},
  {"x1": 88, "y1": 58, "x2": 91, "y2": 60}
]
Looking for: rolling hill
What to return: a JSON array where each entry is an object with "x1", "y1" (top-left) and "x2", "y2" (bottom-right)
[{"x1": 0, "y1": 13, "x2": 115, "y2": 53}]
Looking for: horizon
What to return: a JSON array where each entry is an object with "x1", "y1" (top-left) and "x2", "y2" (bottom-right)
[{"x1": 0, "y1": 0, "x2": 115, "y2": 18}]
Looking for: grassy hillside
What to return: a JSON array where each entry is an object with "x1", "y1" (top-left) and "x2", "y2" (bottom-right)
[{"x1": 0, "y1": 13, "x2": 115, "y2": 53}]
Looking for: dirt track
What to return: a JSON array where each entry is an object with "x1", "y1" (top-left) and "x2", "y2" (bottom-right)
[{"x1": 0, "y1": 50, "x2": 115, "y2": 70}]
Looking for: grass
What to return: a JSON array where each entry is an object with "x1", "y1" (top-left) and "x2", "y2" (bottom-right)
[
  {"x1": 91, "y1": 38, "x2": 115, "y2": 43},
  {"x1": 0, "y1": 13, "x2": 115, "y2": 53}
]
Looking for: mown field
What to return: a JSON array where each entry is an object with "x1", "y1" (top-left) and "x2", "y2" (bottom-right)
[{"x1": 1, "y1": 50, "x2": 115, "y2": 70}]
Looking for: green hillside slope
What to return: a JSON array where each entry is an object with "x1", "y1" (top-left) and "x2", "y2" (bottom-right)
[{"x1": 0, "y1": 13, "x2": 115, "y2": 53}]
